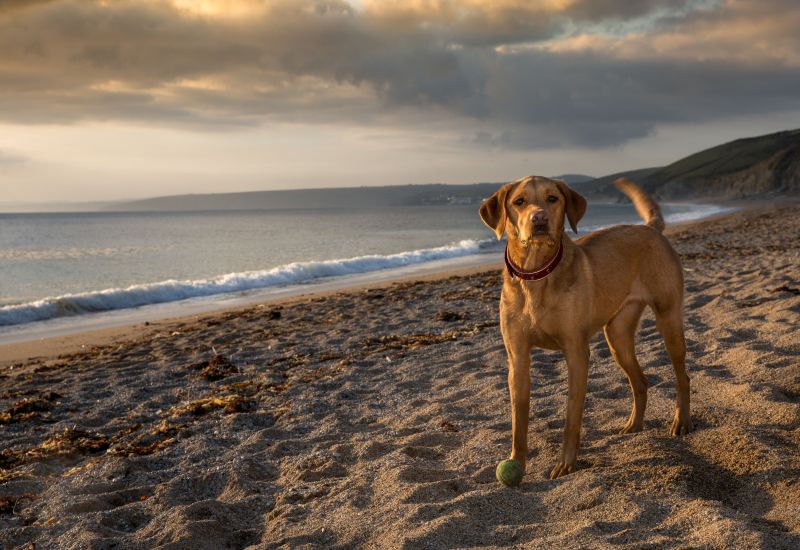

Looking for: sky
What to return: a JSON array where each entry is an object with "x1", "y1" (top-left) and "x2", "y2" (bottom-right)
[{"x1": 1, "y1": 0, "x2": 799, "y2": 206}]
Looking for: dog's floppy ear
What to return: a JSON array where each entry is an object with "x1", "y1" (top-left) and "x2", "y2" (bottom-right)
[
  {"x1": 479, "y1": 184, "x2": 512, "y2": 239},
  {"x1": 555, "y1": 180, "x2": 587, "y2": 234}
]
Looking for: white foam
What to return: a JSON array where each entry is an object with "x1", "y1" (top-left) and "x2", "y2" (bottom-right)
[
  {"x1": 0, "y1": 238, "x2": 494, "y2": 326},
  {"x1": 662, "y1": 204, "x2": 736, "y2": 224},
  {"x1": 578, "y1": 204, "x2": 736, "y2": 234}
]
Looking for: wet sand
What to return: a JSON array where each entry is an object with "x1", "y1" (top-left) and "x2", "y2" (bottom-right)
[{"x1": 1, "y1": 205, "x2": 799, "y2": 549}]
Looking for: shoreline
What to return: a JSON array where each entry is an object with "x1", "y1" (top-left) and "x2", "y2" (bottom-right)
[
  {"x1": 0, "y1": 201, "x2": 735, "y2": 342},
  {"x1": 0, "y1": 259, "x2": 501, "y2": 367},
  {"x1": 0, "y1": 204, "x2": 750, "y2": 366},
  {"x1": 0, "y1": 201, "x2": 742, "y2": 359}
]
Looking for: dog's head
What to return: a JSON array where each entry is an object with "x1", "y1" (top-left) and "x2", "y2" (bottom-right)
[{"x1": 479, "y1": 176, "x2": 587, "y2": 246}]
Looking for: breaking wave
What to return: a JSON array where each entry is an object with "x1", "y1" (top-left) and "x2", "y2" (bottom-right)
[{"x1": 0, "y1": 238, "x2": 495, "y2": 326}]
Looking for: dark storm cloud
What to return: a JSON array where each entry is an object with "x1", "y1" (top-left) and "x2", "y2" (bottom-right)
[
  {"x1": 475, "y1": 49, "x2": 800, "y2": 147},
  {"x1": 0, "y1": 0, "x2": 797, "y2": 148}
]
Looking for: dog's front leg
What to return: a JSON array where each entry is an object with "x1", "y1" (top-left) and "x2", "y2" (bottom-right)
[
  {"x1": 504, "y1": 332, "x2": 533, "y2": 470},
  {"x1": 550, "y1": 343, "x2": 589, "y2": 479}
]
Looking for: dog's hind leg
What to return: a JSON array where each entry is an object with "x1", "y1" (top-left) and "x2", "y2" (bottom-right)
[
  {"x1": 653, "y1": 302, "x2": 693, "y2": 436},
  {"x1": 604, "y1": 301, "x2": 648, "y2": 434}
]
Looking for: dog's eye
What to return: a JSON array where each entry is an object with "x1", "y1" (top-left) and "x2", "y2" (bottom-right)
[
  {"x1": 513, "y1": 197, "x2": 524, "y2": 206},
  {"x1": 547, "y1": 195, "x2": 558, "y2": 203}
]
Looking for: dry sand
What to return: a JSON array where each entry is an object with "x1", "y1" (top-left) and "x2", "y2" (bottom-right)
[{"x1": 1, "y1": 205, "x2": 799, "y2": 549}]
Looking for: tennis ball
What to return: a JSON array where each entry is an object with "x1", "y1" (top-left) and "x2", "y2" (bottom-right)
[{"x1": 495, "y1": 459, "x2": 524, "y2": 487}]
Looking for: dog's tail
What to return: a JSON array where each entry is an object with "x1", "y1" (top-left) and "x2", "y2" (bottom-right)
[{"x1": 613, "y1": 177, "x2": 665, "y2": 233}]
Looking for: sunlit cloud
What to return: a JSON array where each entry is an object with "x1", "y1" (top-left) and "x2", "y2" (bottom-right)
[
  {"x1": 0, "y1": 0, "x2": 798, "y2": 204},
  {"x1": 532, "y1": 0, "x2": 800, "y2": 67},
  {"x1": 0, "y1": 0, "x2": 796, "y2": 150},
  {"x1": 168, "y1": 0, "x2": 270, "y2": 19}
]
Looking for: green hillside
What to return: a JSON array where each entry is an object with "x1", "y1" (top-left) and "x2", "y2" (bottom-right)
[
  {"x1": 580, "y1": 129, "x2": 800, "y2": 199},
  {"x1": 571, "y1": 167, "x2": 661, "y2": 199},
  {"x1": 655, "y1": 129, "x2": 800, "y2": 184}
]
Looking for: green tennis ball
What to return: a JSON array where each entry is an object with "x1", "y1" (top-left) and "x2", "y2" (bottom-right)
[{"x1": 496, "y1": 459, "x2": 524, "y2": 487}]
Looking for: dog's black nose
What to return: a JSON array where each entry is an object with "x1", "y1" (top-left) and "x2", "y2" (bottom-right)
[{"x1": 532, "y1": 210, "x2": 549, "y2": 225}]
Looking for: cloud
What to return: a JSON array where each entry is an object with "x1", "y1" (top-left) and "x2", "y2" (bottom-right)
[
  {"x1": 0, "y1": 149, "x2": 27, "y2": 167},
  {"x1": 0, "y1": 0, "x2": 57, "y2": 13},
  {"x1": 0, "y1": 0, "x2": 797, "y2": 148},
  {"x1": 474, "y1": 47, "x2": 800, "y2": 147},
  {"x1": 536, "y1": 0, "x2": 800, "y2": 66}
]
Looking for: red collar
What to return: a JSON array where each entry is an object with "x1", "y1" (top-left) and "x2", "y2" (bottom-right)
[{"x1": 505, "y1": 241, "x2": 563, "y2": 281}]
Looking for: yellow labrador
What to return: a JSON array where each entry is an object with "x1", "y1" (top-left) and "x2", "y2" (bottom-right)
[{"x1": 480, "y1": 176, "x2": 692, "y2": 479}]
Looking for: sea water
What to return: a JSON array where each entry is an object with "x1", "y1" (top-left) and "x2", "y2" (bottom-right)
[{"x1": 0, "y1": 202, "x2": 729, "y2": 329}]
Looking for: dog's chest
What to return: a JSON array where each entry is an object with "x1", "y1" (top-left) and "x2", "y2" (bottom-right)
[
  {"x1": 503, "y1": 289, "x2": 562, "y2": 350},
  {"x1": 521, "y1": 309, "x2": 561, "y2": 349},
  {"x1": 526, "y1": 323, "x2": 559, "y2": 349}
]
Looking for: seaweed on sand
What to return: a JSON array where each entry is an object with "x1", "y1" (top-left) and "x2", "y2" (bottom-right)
[
  {"x1": 190, "y1": 354, "x2": 239, "y2": 381},
  {"x1": 168, "y1": 394, "x2": 254, "y2": 416},
  {"x1": 0, "y1": 428, "x2": 110, "y2": 470},
  {"x1": 0, "y1": 391, "x2": 62, "y2": 424}
]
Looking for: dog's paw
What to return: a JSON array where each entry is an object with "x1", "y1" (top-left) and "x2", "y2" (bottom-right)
[
  {"x1": 669, "y1": 411, "x2": 693, "y2": 436},
  {"x1": 549, "y1": 461, "x2": 576, "y2": 479},
  {"x1": 620, "y1": 419, "x2": 643, "y2": 434}
]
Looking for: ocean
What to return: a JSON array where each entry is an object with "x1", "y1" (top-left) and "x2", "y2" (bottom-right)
[{"x1": 0, "y1": 202, "x2": 730, "y2": 333}]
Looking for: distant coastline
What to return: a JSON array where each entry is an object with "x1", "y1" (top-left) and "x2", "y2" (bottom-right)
[{"x1": 2, "y1": 128, "x2": 798, "y2": 215}]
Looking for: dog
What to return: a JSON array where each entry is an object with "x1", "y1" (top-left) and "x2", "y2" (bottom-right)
[{"x1": 479, "y1": 176, "x2": 692, "y2": 480}]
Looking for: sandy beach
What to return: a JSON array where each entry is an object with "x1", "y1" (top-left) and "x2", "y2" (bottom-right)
[{"x1": 1, "y1": 205, "x2": 799, "y2": 549}]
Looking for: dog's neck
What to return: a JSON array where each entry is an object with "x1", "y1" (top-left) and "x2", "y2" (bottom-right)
[{"x1": 507, "y1": 235, "x2": 562, "y2": 274}]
